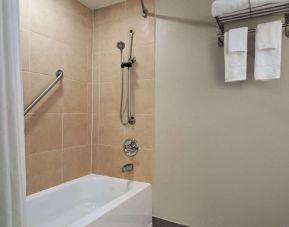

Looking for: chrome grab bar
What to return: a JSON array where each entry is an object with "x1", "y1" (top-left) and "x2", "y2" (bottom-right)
[{"x1": 24, "y1": 70, "x2": 63, "y2": 116}]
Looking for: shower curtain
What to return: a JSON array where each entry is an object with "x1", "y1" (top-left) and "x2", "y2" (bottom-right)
[{"x1": 0, "y1": 0, "x2": 27, "y2": 226}]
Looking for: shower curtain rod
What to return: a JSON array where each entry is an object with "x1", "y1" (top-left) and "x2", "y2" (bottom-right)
[
  {"x1": 140, "y1": 0, "x2": 148, "y2": 18},
  {"x1": 24, "y1": 70, "x2": 63, "y2": 116}
]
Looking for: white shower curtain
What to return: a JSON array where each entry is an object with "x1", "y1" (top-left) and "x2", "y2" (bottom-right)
[{"x1": 0, "y1": 0, "x2": 27, "y2": 226}]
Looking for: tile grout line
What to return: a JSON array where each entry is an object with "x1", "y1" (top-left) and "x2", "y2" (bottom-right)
[
  {"x1": 122, "y1": 0, "x2": 128, "y2": 169},
  {"x1": 61, "y1": 107, "x2": 64, "y2": 183},
  {"x1": 90, "y1": 9, "x2": 95, "y2": 174},
  {"x1": 97, "y1": 23, "x2": 101, "y2": 173},
  {"x1": 28, "y1": 29, "x2": 89, "y2": 51},
  {"x1": 93, "y1": 42, "x2": 155, "y2": 55},
  {"x1": 22, "y1": 69, "x2": 93, "y2": 84}
]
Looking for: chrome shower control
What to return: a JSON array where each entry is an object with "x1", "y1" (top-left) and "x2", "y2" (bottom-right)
[{"x1": 123, "y1": 138, "x2": 139, "y2": 157}]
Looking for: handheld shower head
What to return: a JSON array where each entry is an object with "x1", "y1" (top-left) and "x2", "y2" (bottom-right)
[{"x1": 116, "y1": 41, "x2": 125, "y2": 52}]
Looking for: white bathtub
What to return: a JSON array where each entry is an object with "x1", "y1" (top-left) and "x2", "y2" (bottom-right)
[{"x1": 27, "y1": 174, "x2": 152, "y2": 227}]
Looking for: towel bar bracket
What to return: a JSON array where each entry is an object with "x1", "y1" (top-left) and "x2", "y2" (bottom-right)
[
  {"x1": 285, "y1": 14, "x2": 289, "y2": 37},
  {"x1": 218, "y1": 37, "x2": 224, "y2": 47}
]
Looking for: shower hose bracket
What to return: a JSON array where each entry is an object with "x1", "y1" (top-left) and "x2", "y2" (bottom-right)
[{"x1": 121, "y1": 62, "x2": 133, "y2": 68}]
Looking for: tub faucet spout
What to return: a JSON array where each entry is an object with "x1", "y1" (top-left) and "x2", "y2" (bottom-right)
[{"x1": 122, "y1": 163, "x2": 134, "y2": 173}]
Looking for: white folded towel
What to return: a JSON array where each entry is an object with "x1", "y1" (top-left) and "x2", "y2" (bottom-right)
[
  {"x1": 212, "y1": 0, "x2": 289, "y2": 17},
  {"x1": 225, "y1": 27, "x2": 248, "y2": 82},
  {"x1": 212, "y1": 0, "x2": 249, "y2": 17},
  {"x1": 254, "y1": 21, "x2": 282, "y2": 80},
  {"x1": 251, "y1": 0, "x2": 289, "y2": 7}
]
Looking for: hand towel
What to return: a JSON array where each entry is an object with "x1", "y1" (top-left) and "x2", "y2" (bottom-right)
[
  {"x1": 212, "y1": 0, "x2": 249, "y2": 17},
  {"x1": 255, "y1": 21, "x2": 282, "y2": 80},
  {"x1": 229, "y1": 27, "x2": 249, "y2": 51},
  {"x1": 225, "y1": 27, "x2": 248, "y2": 83},
  {"x1": 251, "y1": 0, "x2": 289, "y2": 7}
]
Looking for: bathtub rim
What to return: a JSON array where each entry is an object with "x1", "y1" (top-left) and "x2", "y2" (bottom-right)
[
  {"x1": 27, "y1": 174, "x2": 150, "y2": 200},
  {"x1": 27, "y1": 174, "x2": 152, "y2": 227}
]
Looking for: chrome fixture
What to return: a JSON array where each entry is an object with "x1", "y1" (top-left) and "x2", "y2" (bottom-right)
[
  {"x1": 116, "y1": 41, "x2": 125, "y2": 50},
  {"x1": 117, "y1": 30, "x2": 136, "y2": 126},
  {"x1": 140, "y1": 0, "x2": 148, "y2": 18},
  {"x1": 215, "y1": 3, "x2": 289, "y2": 47},
  {"x1": 123, "y1": 138, "x2": 139, "y2": 157},
  {"x1": 122, "y1": 163, "x2": 134, "y2": 173},
  {"x1": 116, "y1": 41, "x2": 125, "y2": 57},
  {"x1": 24, "y1": 70, "x2": 63, "y2": 116}
]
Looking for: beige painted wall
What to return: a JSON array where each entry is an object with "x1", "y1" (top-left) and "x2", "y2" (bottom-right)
[
  {"x1": 92, "y1": 0, "x2": 155, "y2": 183},
  {"x1": 20, "y1": 0, "x2": 93, "y2": 194},
  {"x1": 154, "y1": 0, "x2": 289, "y2": 226}
]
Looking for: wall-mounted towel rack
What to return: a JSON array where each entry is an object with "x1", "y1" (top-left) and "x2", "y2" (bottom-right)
[
  {"x1": 215, "y1": 2, "x2": 289, "y2": 47},
  {"x1": 24, "y1": 70, "x2": 63, "y2": 116}
]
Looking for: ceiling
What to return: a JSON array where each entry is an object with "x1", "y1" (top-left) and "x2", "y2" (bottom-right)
[{"x1": 77, "y1": 0, "x2": 125, "y2": 9}]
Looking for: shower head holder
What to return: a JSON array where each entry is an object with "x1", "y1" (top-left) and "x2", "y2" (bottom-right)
[{"x1": 121, "y1": 62, "x2": 132, "y2": 68}]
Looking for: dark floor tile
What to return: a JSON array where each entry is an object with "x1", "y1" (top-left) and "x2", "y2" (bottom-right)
[{"x1": 153, "y1": 217, "x2": 190, "y2": 227}]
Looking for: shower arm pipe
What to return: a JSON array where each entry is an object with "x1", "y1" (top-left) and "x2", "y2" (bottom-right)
[
  {"x1": 24, "y1": 70, "x2": 63, "y2": 116},
  {"x1": 140, "y1": 0, "x2": 148, "y2": 18}
]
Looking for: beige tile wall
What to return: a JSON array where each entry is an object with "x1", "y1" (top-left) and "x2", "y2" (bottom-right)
[
  {"x1": 20, "y1": 0, "x2": 93, "y2": 194},
  {"x1": 92, "y1": 0, "x2": 155, "y2": 183},
  {"x1": 20, "y1": 0, "x2": 155, "y2": 194}
]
